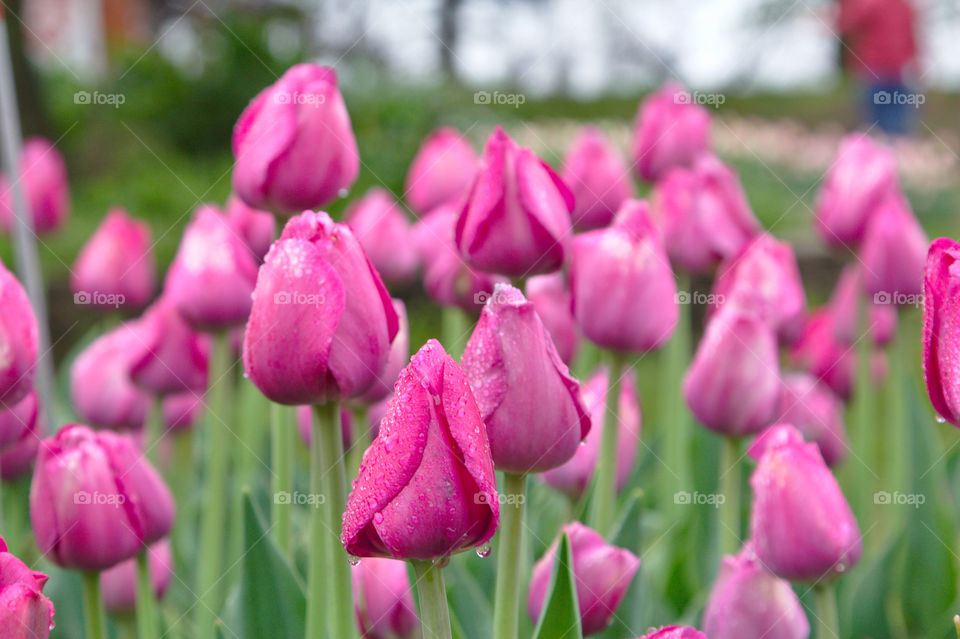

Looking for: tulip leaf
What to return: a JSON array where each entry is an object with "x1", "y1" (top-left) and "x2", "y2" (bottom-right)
[
  {"x1": 239, "y1": 492, "x2": 306, "y2": 639},
  {"x1": 532, "y1": 532, "x2": 583, "y2": 639},
  {"x1": 845, "y1": 532, "x2": 900, "y2": 639},
  {"x1": 445, "y1": 556, "x2": 493, "y2": 639}
]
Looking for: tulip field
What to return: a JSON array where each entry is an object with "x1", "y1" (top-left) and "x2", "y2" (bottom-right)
[{"x1": 2, "y1": 25, "x2": 960, "y2": 639}]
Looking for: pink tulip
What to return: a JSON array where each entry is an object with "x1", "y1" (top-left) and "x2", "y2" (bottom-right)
[
  {"x1": 70, "y1": 322, "x2": 152, "y2": 430},
  {"x1": 413, "y1": 203, "x2": 505, "y2": 312},
  {"x1": 684, "y1": 306, "x2": 780, "y2": 437},
  {"x1": 525, "y1": 273, "x2": 578, "y2": 364},
  {"x1": 631, "y1": 83, "x2": 711, "y2": 183},
  {"x1": 461, "y1": 284, "x2": 590, "y2": 473},
  {"x1": 129, "y1": 297, "x2": 210, "y2": 395},
  {"x1": 232, "y1": 64, "x2": 359, "y2": 213},
  {"x1": 405, "y1": 127, "x2": 477, "y2": 215},
  {"x1": 342, "y1": 340, "x2": 498, "y2": 560},
  {"x1": 352, "y1": 557, "x2": 418, "y2": 639},
  {"x1": 788, "y1": 309, "x2": 854, "y2": 400},
  {"x1": 922, "y1": 238, "x2": 960, "y2": 425},
  {"x1": 243, "y1": 210, "x2": 398, "y2": 405},
  {"x1": 455, "y1": 126, "x2": 574, "y2": 277},
  {"x1": 815, "y1": 134, "x2": 898, "y2": 246},
  {"x1": 295, "y1": 404, "x2": 353, "y2": 451},
  {"x1": 703, "y1": 543, "x2": 809, "y2": 639},
  {"x1": 562, "y1": 127, "x2": 633, "y2": 230},
  {"x1": 778, "y1": 372, "x2": 848, "y2": 466},
  {"x1": 542, "y1": 367, "x2": 641, "y2": 499},
  {"x1": 0, "y1": 388, "x2": 37, "y2": 451},
  {"x1": 748, "y1": 424, "x2": 862, "y2": 582},
  {"x1": 31, "y1": 425, "x2": 174, "y2": 571},
  {"x1": 344, "y1": 188, "x2": 419, "y2": 286},
  {"x1": 161, "y1": 391, "x2": 206, "y2": 432},
  {"x1": 651, "y1": 154, "x2": 760, "y2": 273},
  {"x1": 860, "y1": 193, "x2": 928, "y2": 300},
  {"x1": 359, "y1": 299, "x2": 409, "y2": 404},
  {"x1": 528, "y1": 522, "x2": 639, "y2": 636},
  {"x1": 637, "y1": 627, "x2": 707, "y2": 639},
  {"x1": 71, "y1": 207, "x2": 155, "y2": 310},
  {"x1": 101, "y1": 540, "x2": 173, "y2": 614},
  {"x1": 225, "y1": 194, "x2": 276, "y2": 261},
  {"x1": 828, "y1": 264, "x2": 897, "y2": 347},
  {"x1": 570, "y1": 199, "x2": 678, "y2": 352},
  {"x1": 0, "y1": 390, "x2": 41, "y2": 479},
  {"x1": 0, "y1": 537, "x2": 55, "y2": 639},
  {"x1": 0, "y1": 259, "x2": 38, "y2": 406},
  {"x1": 0, "y1": 137, "x2": 70, "y2": 235}
]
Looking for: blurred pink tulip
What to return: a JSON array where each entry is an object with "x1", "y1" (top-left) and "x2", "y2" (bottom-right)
[
  {"x1": 101, "y1": 540, "x2": 173, "y2": 614},
  {"x1": 0, "y1": 390, "x2": 41, "y2": 479},
  {"x1": 405, "y1": 127, "x2": 477, "y2": 215},
  {"x1": 829, "y1": 264, "x2": 897, "y2": 347},
  {"x1": 631, "y1": 83, "x2": 711, "y2": 182},
  {"x1": 778, "y1": 372, "x2": 848, "y2": 466},
  {"x1": 0, "y1": 387, "x2": 36, "y2": 451},
  {"x1": 788, "y1": 309, "x2": 854, "y2": 400},
  {"x1": 562, "y1": 127, "x2": 633, "y2": 230},
  {"x1": 860, "y1": 193, "x2": 928, "y2": 300},
  {"x1": 637, "y1": 627, "x2": 707, "y2": 639},
  {"x1": 0, "y1": 137, "x2": 70, "y2": 235},
  {"x1": 225, "y1": 194, "x2": 276, "y2": 262},
  {"x1": 359, "y1": 299, "x2": 409, "y2": 404},
  {"x1": 525, "y1": 273, "x2": 578, "y2": 364},
  {"x1": 352, "y1": 557, "x2": 418, "y2": 639},
  {"x1": 295, "y1": 404, "x2": 353, "y2": 451},
  {"x1": 0, "y1": 537, "x2": 55, "y2": 639},
  {"x1": 161, "y1": 391, "x2": 206, "y2": 432},
  {"x1": 0, "y1": 259, "x2": 38, "y2": 406},
  {"x1": 344, "y1": 189, "x2": 419, "y2": 287},
  {"x1": 922, "y1": 238, "x2": 960, "y2": 425},
  {"x1": 129, "y1": 297, "x2": 210, "y2": 395}
]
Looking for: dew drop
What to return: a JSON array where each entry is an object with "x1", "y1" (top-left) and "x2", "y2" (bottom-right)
[
  {"x1": 348, "y1": 555, "x2": 361, "y2": 566},
  {"x1": 373, "y1": 512, "x2": 384, "y2": 525},
  {"x1": 367, "y1": 497, "x2": 377, "y2": 509},
  {"x1": 935, "y1": 415, "x2": 947, "y2": 424},
  {"x1": 476, "y1": 544, "x2": 492, "y2": 558},
  {"x1": 836, "y1": 562, "x2": 847, "y2": 573},
  {"x1": 338, "y1": 188, "x2": 350, "y2": 198}
]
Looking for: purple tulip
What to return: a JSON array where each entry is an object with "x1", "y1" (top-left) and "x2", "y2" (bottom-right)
[
  {"x1": 129, "y1": 297, "x2": 210, "y2": 395},
  {"x1": 528, "y1": 522, "x2": 639, "y2": 636},
  {"x1": 225, "y1": 194, "x2": 276, "y2": 262},
  {"x1": 0, "y1": 137, "x2": 70, "y2": 235},
  {"x1": 232, "y1": 64, "x2": 359, "y2": 213},
  {"x1": 342, "y1": 340, "x2": 499, "y2": 560},
  {"x1": 359, "y1": 299, "x2": 410, "y2": 404},
  {"x1": 570, "y1": 199, "x2": 678, "y2": 352},
  {"x1": 0, "y1": 259, "x2": 38, "y2": 406},
  {"x1": 922, "y1": 238, "x2": 960, "y2": 425},
  {"x1": 542, "y1": 367, "x2": 641, "y2": 498},
  {"x1": 637, "y1": 627, "x2": 707, "y2": 639},
  {"x1": 243, "y1": 210, "x2": 399, "y2": 405},
  {"x1": 344, "y1": 188, "x2": 419, "y2": 287},
  {"x1": 352, "y1": 557, "x2": 418, "y2": 639},
  {"x1": 71, "y1": 207, "x2": 155, "y2": 310},
  {"x1": 860, "y1": 193, "x2": 928, "y2": 300},
  {"x1": 0, "y1": 537, "x2": 55, "y2": 639},
  {"x1": 455, "y1": 126, "x2": 574, "y2": 277},
  {"x1": 0, "y1": 387, "x2": 37, "y2": 451},
  {"x1": 161, "y1": 391, "x2": 206, "y2": 432},
  {"x1": 0, "y1": 390, "x2": 41, "y2": 479},
  {"x1": 748, "y1": 424, "x2": 862, "y2": 582},
  {"x1": 828, "y1": 264, "x2": 897, "y2": 347},
  {"x1": 788, "y1": 309, "x2": 855, "y2": 400},
  {"x1": 631, "y1": 83, "x2": 711, "y2": 183},
  {"x1": 525, "y1": 273, "x2": 578, "y2": 364},
  {"x1": 101, "y1": 539, "x2": 173, "y2": 615},
  {"x1": 778, "y1": 372, "x2": 848, "y2": 466},
  {"x1": 562, "y1": 127, "x2": 633, "y2": 230},
  {"x1": 405, "y1": 127, "x2": 477, "y2": 215}
]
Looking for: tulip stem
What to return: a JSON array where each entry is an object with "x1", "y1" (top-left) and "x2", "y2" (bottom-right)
[
  {"x1": 411, "y1": 560, "x2": 452, "y2": 639},
  {"x1": 136, "y1": 549, "x2": 160, "y2": 639},
  {"x1": 719, "y1": 436, "x2": 741, "y2": 556},
  {"x1": 271, "y1": 402, "x2": 294, "y2": 555},
  {"x1": 814, "y1": 583, "x2": 839, "y2": 639},
  {"x1": 493, "y1": 472, "x2": 526, "y2": 639},
  {"x1": 348, "y1": 403, "x2": 370, "y2": 478},
  {"x1": 663, "y1": 274, "x2": 692, "y2": 515},
  {"x1": 81, "y1": 571, "x2": 107, "y2": 639},
  {"x1": 592, "y1": 350, "x2": 627, "y2": 534},
  {"x1": 441, "y1": 305, "x2": 470, "y2": 359},
  {"x1": 144, "y1": 396, "x2": 162, "y2": 466}
]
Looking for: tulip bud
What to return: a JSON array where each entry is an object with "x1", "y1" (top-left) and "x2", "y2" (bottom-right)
[
  {"x1": 684, "y1": 306, "x2": 780, "y2": 437},
  {"x1": 637, "y1": 627, "x2": 707, "y2": 639},
  {"x1": 651, "y1": 154, "x2": 760, "y2": 273},
  {"x1": 748, "y1": 424, "x2": 862, "y2": 582},
  {"x1": 0, "y1": 137, "x2": 70, "y2": 235},
  {"x1": 455, "y1": 126, "x2": 574, "y2": 277},
  {"x1": 562, "y1": 127, "x2": 633, "y2": 230},
  {"x1": 405, "y1": 127, "x2": 477, "y2": 215},
  {"x1": 630, "y1": 83, "x2": 710, "y2": 183},
  {"x1": 461, "y1": 284, "x2": 590, "y2": 473},
  {"x1": 129, "y1": 297, "x2": 210, "y2": 395},
  {"x1": 0, "y1": 390, "x2": 41, "y2": 479},
  {"x1": 101, "y1": 540, "x2": 173, "y2": 615},
  {"x1": 704, "y1": 543, "x2": 809, "y2": 639},
  {"x1": 828, "y1": 264, "x2": 897, "y2": 347},
  {"x1": 788, "y1": 309, "x2": 854, "y2": 400},
  {"x1": 244, "y1": 210, "x2": 399, "y2": 405},
  {"x1": 525, "y1": 273, "x2": 578, "y2": 364},
  {"x1": 860, "y1": 194, "x2": 928, "y2": 300},
  {"x1": 815, "y1": 134, "x2": 897, "y2": 246},
  {"x1": 413, "y1": 204, "x2": 505, "y2": 312},
  {"x1": 352, "y1": 557, "x2": 418, "y2": 639},
  {"x1": 71, "y1": 208, "x2": 155, "y2": 310},
  {"x1": 161, "y1": 391, "x2": 206, "y2": 432},
  {"x1": 164, "y1": 205, "x2": 258, "y2": 330},
  {"x1": 30, "y1": 425, "x2": 174, "y2": 571},
  {"x1": 0, "y1": 259, "x2": 38, "y2": 406},
  {"x1": 570, "y1": 199, "x2": 678, "y2": 352},
  {"x1": 0, "y1": 388, "x2": 37, "y2": 451},
  {"x1": 342, "y1": 340, "x2": 498, "y2": 560},
  {"x1": 359, "y1": 299, "x2": 410, "y2": 404},
  {"x1": 922, "y1": 237, "x2": 960, "y2": 425},
  {"x1": 225, "y1": 194, "x2": 276, "y2": 262},
  {"x1": 232, "y1": 64, "x2": 359, "y2": 213},
  {"x1": 778, "y1": 373, "x2": 848, "y2": 466},
  {"x1": 542, "y1": 367, "x2": 640, "y2": 499},
  {"x1": 71, "y1": 322, "x2": 152, "y2": 430},
  {"x1": 344, "y1": 189, "x2": 419, "y2": 287},
  {"x1": 528, "y1": 522, "x2": 639, "y2": 636},
  {"x1": 296, "y1": 404, "x2": 353, "y2": 451},
  {"x1": 0, "y1": 537, "x2": 55, "y2": 639}
]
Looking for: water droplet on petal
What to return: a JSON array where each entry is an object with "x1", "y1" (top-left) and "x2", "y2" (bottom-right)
[
  {"x1": 935, "y1": 415, "x2": 947, "y2": 424},
  {"x1": 476, "y1": 544, "x2": 491, "y2": 558},
  {"x1": 373, "y1": 512, "x2": 384, "y2": 525},
  {"x1": 348, "y1": 555, "x2": 361, "y2": 566}
]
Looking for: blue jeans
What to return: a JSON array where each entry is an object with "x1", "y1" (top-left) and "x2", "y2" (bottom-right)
[{"x1": 862, "y1": 80, "x2": 917, "y2": 136}]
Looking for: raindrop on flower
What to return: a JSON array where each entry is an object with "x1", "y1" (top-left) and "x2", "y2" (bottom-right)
[
  {"x1": 476, "y1": 544, "x2": 492, "y2": 558},
  {"x1": 348, "y1": 555, "x2": 360, "y2": 566}
]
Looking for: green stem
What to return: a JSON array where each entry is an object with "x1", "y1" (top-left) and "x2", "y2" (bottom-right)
[
  {"x1": 814, "y1": 583, "x2": 839, "y2": 639},
  {"x1": 663, "y1": 276, "x2": 692, "y2": 515},
  {"x1": 441, "y1": 305, "x2": 470, "y2": 359},
  {"x1": 887, "y1": 318, "x2": 908, "y2": 533},
  {"x1": 195, "y1": 332, "x2": 232, "y2": 639},
  {"x1": 852, "y1": 297, "x2": 874, "y2": 522},
  {"x1": 170, "y1": 429, "x2": 193, "y2": 566},
  {"x1": 719, "y1": 437, "x2": 741, "y2": 556},
  {"x1": 591, "y1": 350, "x2": 627, "y2": 534},
  {"x1": 348, "y1": 403, "x2": 370, "y2": 478},
  {"x1": 81, "y1": 571, "x2": 107, "y2": 639},
  {"x1": 271, "y1": 402, "x2": 294, "y2": 555},
  {"x1": 492, "y1": 473, "x2": 526, "y2": 639},
  {"x1": 136, "y1": 550, "x2": 159, "y2": 639},
  {"x1": 144, "y1": 396, "x2": 162, "y2": 466},
  {"x1": 411, "y1": 560, "x2": 453, "y2": 639},
  {"x1": 953, "y1": 614, "x2": 960, "y2": 639}
]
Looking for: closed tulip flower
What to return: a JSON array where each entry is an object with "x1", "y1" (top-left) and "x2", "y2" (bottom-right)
[
  {"x1": 244, "y1": 210, "x2": 398, "y2": 405},
  {"x1": 129, "y1": 297, "x2": 210, "y2": 395},
  {"x1": 828, "y1": 264, "x2": 897, "y2": 347},
  {"x1": 570, "y1": 199, "x2": 678, "y2": 352},
  {"x1": 748, "y1": 424, "x2": 862, "y2": 581},
  {"x1": 788, "y1": 309, "x2": 855, "y2": 400},
  {"x1": 528, "y1": 522, "x2": 639, "y2": 636},
  {"x1": 0, "y1": 137, "x2": 70, "y2": 235},
  {"x1": 360, "y1": 299, "x2": 410, "y2": 404},
  {"x1": 461, "y1": 284, "x2": 590, "y2": 473},
  {"x1": 860, "y1": 194, "x2": 928, "y2": 300},
  {"x1": 342, "y1": 340, "x2": 499, "y2": 560},
  {"x1": 562, "y1": 127, "x2": 633, "y2": 230},
  {"x1": 525, "y1": 273, "x2": 578, "y2": 364},
  {"x1": 703, "y1": 543, "x2": 809, "y2": 639},
  {"x1": 405, "y1": 127, "x2": 477, "y2": 215},
  {"x1": 0, "y1": 260, "x2": 38, "y2": 407},
  {"x1": 0, "y1": 390, "x2": 41, "y2": 479},
  {"x1": 542, "y1": 367, "x2": 641, "y2": 498},
  {"x1": 101, "y1": 539, "x2": 173, "y2": 615},
  {"x1": 778, "y1": 373, "x2": 848, "y2": 466},
  {"x1": 232, "y1": 64, "x2": 359, "y2": 213},
  {"x1": 922, "y1": 238, "x2": 960, "y2": 425},
  {"x1": 815, "y1": 134, "x2": 898, "y2": 246},
  {"x1": 637, "y1": 627, "x2": 707, "y2": 639},
  {"x1": 225, "y1": 194, "x2": 276, "y2": 262},
  {"x1": 0, "y1": 537, "x2": 55, "y2": 639},
  {"x1": 71, "y1": 208, "x2": 155, "y2": 310},
  {"x1": 630, "y1": 83, "x2": 711, "y2": 182},
  {"x1": 161, "y1": 391, "x2": 206, "y2": 432},
  {"x1": 684, "y1": 306, "x2": 780, "y2": 437},
  {"x1": 0, "y1": 388, "x2": 36, "y2": 451},
  {"x1": 455, "y1": 126, "x2": 574, "y2": 277},
  {"x1": 352, "y1": 557, "x2": 418, "y2": 639},
  {"x1": 344, "y1": 189, "x2": 419, "y2": 287},
  {"x1": 30, "y1": 425, "x2": 174, "y2": 571}
]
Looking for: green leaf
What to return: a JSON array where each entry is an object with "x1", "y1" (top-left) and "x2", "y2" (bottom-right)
[
  {"x1": 532, "y1": 533, "x2": 582, "y2": 639},
  {"x1": 445, "y1": 557, "x2": 493, "y2": 639},
  {"x1": 845, "y1": 533, "x2": 900, "y2": 639}
]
